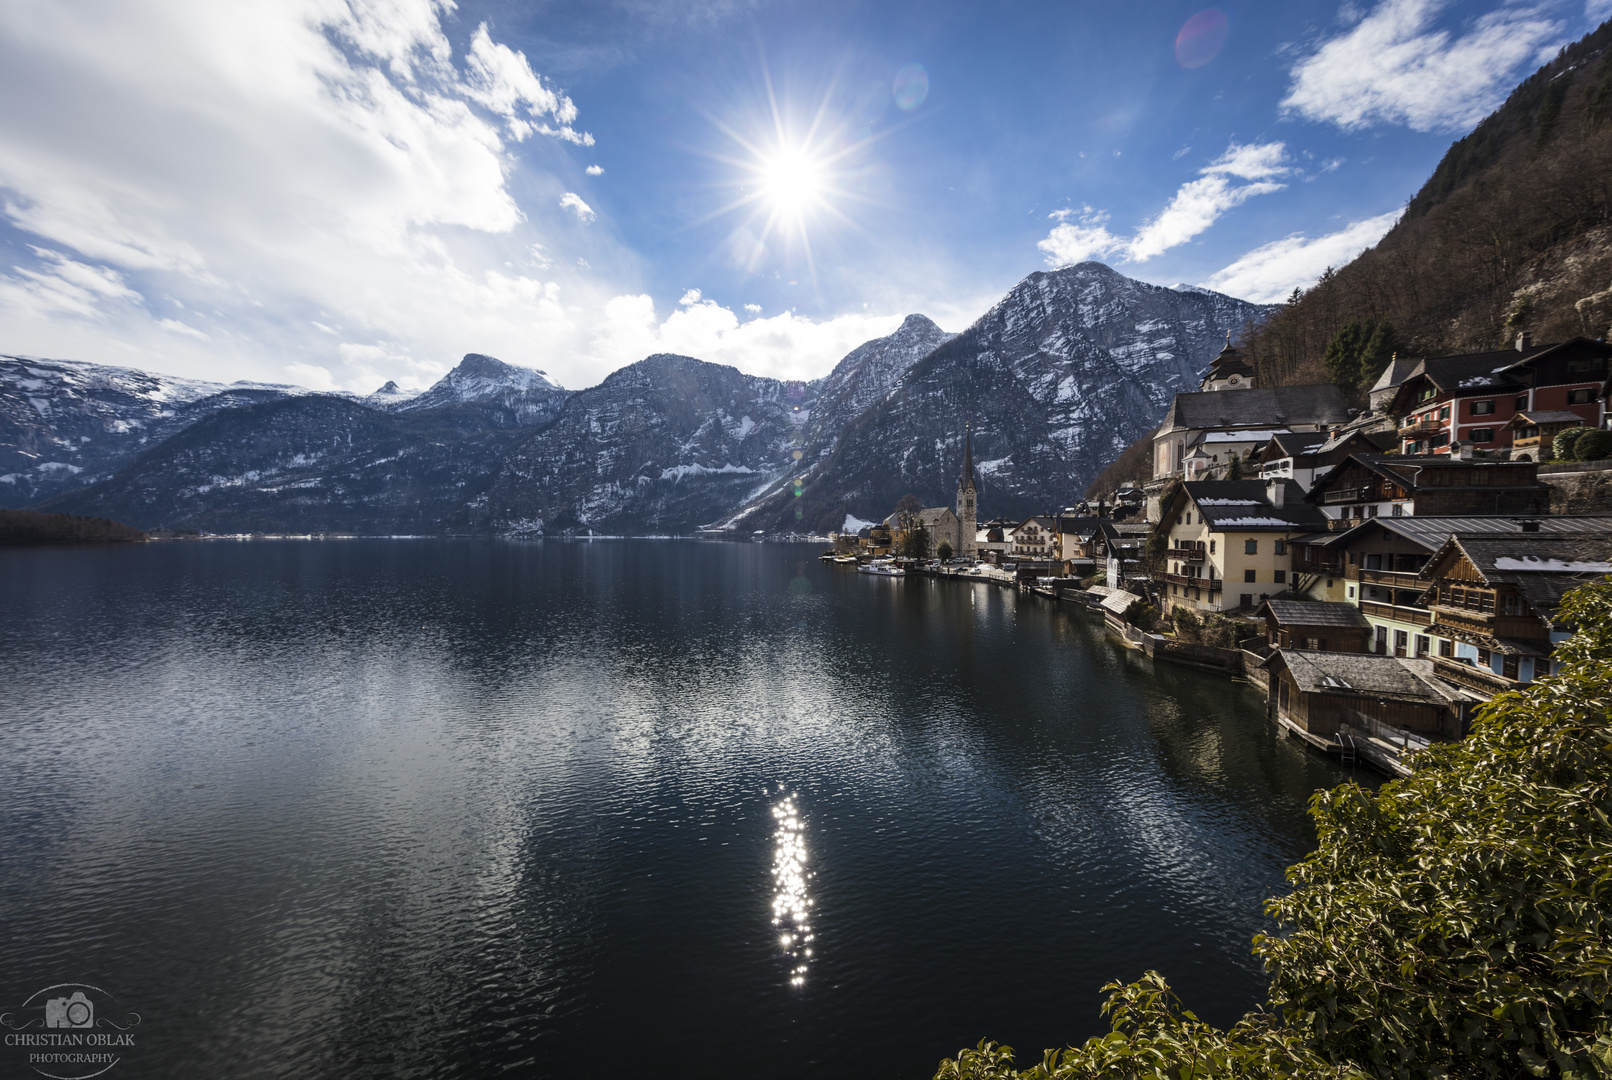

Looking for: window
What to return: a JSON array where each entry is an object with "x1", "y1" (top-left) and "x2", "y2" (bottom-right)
[
  {"x1": 1536, "y1": 658, "x2": 1551, "y2": 678},
  {"x1": 1348, "y1": 552, "x2": 1357, "y2": 565},
  {"x1": 1471, "y1": 400, "x2": 1495, "y2": 415},
  {"x1": 1209, "y1": 539, "x2": 1216, "y2": 554},
  {"x1": 1394, "y1": 629, "x2": 1408, "y2": 657},
  {"x1": 1470, "y1": 428, "x2": 1494, "y2": 442},
  {"x1": 1244, "y1": 539, "x2": 1258, "y2": 555},
  {"x1": 1503, "y1": 655, "x2": 1519, "y2": 680},
  {"x1": 1502, "y1": 594, "x2": 1520, "y2": 615},
  {"x1": 1273, "y1": 570, "x2": 1286, "y2": 583},
  {"x1": 1365, "y1": 554, "x2": 1382, "y2": 570},
  {"x1": 1391, "y1": 503, "x2": 1405, "y2": 517},
  {"x1": 1375, "y1": 626, "x2": 1388, "y2": 654},
  {"x1": 1515, "y1": 395, "x2": 1528, "y2": 410},
  {"x1": 1347, "y1": 585, "x2": 1356, "y2": 599},
  {"x1": 1274, "y1": 540, "x2": 1286, "y2": 555},
  {"x1": 1438, "y1": 405, "x2": 1451, "y2": 420},
  {"x1": 1244, "y1": 568, "x2": 1257, "y2": 582},
  {"x1": 1568, "y1": 388, "x2": 1596, "y2": 404},
  {"x1": 1478, "y1": 647, "x2": 1492, "y2": 667},
  {"x1": 1415, "y1": 635, "x2": 1430, "y2": 657},
  {"x1": 1304, "y1": 637, "x2": 1320, "y2": 650},
  {"x1": 1567, "y1": 356, "x2": 1605, "y2": 373}
]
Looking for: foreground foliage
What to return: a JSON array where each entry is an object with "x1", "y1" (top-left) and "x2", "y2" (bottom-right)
[{"x1": 935, "y1": 579, "x2": 1612, "y2": 1080}]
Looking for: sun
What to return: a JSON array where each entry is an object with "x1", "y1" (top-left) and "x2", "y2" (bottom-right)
[{"x1": 757, "y1": 145, "x2": 826, "y2": 215}]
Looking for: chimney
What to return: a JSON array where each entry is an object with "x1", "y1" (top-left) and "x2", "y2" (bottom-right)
[
  {"x1": 1266, "y1": 479, "x2": 1286, "y2": 508},
  {"x1": 1457, "y1": 441, "x2": 1474, "y2": 461},
  {"x1": 1516, "y1": 331, "x2": 1532, "y2": 352}
]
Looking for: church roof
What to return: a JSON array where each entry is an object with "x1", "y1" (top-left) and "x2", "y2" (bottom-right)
[{"x1": 959, "y1": 424, "x2": 975, "y2": 490}]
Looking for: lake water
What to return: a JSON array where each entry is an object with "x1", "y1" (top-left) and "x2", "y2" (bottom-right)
[{"x1": 0, "y1": 540, "x2": 1365, "y2": 1079}]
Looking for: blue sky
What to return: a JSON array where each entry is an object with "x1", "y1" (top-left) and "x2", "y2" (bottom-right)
[{"x1": 0, "y1": 0, "x2": 1606, "y2": 393}]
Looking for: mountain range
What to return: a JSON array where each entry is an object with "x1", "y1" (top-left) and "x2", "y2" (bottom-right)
[{"x1": 4, "y1": 263, "x2": 1268, "y2": 535}]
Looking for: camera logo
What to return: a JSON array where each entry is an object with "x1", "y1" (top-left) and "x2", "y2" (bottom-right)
[
  {"x1": 2, "y1": 982, "x2": 139, "y2": 1079},
  {"x1": 44, "y1": 992, "x2": 94, "y2": 1029}
]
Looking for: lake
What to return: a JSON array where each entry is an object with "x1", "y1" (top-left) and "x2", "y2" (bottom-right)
[{"x1": 0, "y1": 540, "x2": 1365, "y2": 1078}]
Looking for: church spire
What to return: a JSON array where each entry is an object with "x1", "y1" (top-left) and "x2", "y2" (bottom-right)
[{"x1": 959, "y1": 422, "x2": 975, "y2": 491}]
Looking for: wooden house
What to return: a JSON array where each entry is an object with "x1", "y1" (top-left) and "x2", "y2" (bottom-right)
[
  {"x1": 1264, "y1": 650, "x2": 1465, "y2": 743},
  {"x1": 1255, "y1": 600, "x2": 1371, "y2": 653},
  {"x1": 1304, "y1": 453, "x2": 1548, "y2": 524},
  {"x1": 1417, "y1": 531, "x2": 1612, "y2": 696},
  {"x1": 1504, "y1": 410, "x2": 1591, "y2": 461}
]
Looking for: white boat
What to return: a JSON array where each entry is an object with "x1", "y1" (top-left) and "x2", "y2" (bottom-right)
[
  {"x1": 857, "y1": 561, "x2": 906, "y2": 577},
  {"x1": 833, "y1": 555, "x2": 857, "y2": 565}
]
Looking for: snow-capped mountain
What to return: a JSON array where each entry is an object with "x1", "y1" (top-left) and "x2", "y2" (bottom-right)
[
  {"x1": 28, "y1": 263, "x2": 1275, "y2": 534},
  {"x1": 394, "y1": 353, "x2": 569, "y2": 427},
  {"x1": 735, "y1": 262, "x2": 1272, "y2": 532},
  {"x1": 0, "y1": 354, "x2": 316, "y2": 506},
  {"x1": 477, "y1": 353, "x2": 812, "y2": 535}
]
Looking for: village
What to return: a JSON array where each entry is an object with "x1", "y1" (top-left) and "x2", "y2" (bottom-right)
[{"x1": 824, "y1": 332, "x2": 1612, "y2": 778}]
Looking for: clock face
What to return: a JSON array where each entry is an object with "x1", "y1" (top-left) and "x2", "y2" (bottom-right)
[{"x1": 1228, "y1": 376, "x2": 1239, "y2": 385}]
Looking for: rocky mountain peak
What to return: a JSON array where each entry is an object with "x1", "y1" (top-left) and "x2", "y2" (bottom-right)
[{"x1": 394, "y1": 352, "x2": 569, "y2": 426}]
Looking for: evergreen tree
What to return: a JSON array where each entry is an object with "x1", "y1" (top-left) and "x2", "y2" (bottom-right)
[{"x1": 1225, "y1": 454, "x2": 1244, "y2": 480}]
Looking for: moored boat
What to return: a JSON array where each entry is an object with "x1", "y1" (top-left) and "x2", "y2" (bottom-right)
[{"x1": 857, "y1": 560, "x2": 906, "y2": 577}]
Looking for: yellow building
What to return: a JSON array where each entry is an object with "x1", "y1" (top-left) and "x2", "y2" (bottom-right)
[{"x1": 1153, "y1": 479, "x2": 1328, "y2": 614}]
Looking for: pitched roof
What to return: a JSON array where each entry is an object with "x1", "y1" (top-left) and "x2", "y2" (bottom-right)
[
  {"x1": 1506, "y1": 409, "x2": 1586, "y2": 427},
  {"x1": 1268, "y1": 651, "x2": 1457, "y2": 705},
  {"x1": 1056, "y1": 516, "x2": 1102, "y2": 536},
  {"x1": 1317, "y1": 514, "x2": 1612, "y2": 551},
  {"x1": 1369, "y1": 355, "x2": 1422, "y2": 394},
  {"x1": 1159, "y1": 384, "x2": 1351, "y2": 433},
  {"x1": 1420, "y1": 533, "x2": 1612, "y2": 626},
  {"x1": 1306, "y1": 453, "x2": 1545, "y2": 501},
  {"x1": 1258, "y1": 600, "x2": 1371, "y2": 629},
  {"x1": 1177, "y1": 479, "x2": 1327, "y2": 531}
]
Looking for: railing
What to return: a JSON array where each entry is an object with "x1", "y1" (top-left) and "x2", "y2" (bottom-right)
[
  {"x1": 1155, "y1": 571, "x2": 1218, "y2": 590},
  {"x1": 1361, "y1": 600, "x2": 1432, "y2": 627},
  {"x1": 1431, "y1": 608, "x2": 1550, "y2": 640},
  {"x1": 1169, "y1": 546, "x2": 1205, "y2": 562},
  {"x1": 1321, "y1": 487, "x2": 1372, "y2": 504},
  {"x1": 1359, "y1": 568, "x2": 1424, "y2": 587},
  {"x1": 1433, "y1": 656, "x2": 1514, "y2": 697},
  {"x1": 1398, "y1": 418, "x2": 1443, "y2": 438}
]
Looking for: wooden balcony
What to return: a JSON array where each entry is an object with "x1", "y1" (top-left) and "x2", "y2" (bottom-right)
[
  {"x1": 1361, "y1": 600, "x2": 1432, "y2": 627},
  {"x1": 1169, "y1": 546, "x2": 1205, "y2": 562},
  {"x1": 1433, "y1": 656, "x2": 1514, "y2": 697},
  {"x1": 1156, "y1": 572, "x2": 1219, "y2": 590},
  {"x1": 1359, "y1": 568, "x2": 1425, "y2": 588},
  {"x1": 1321, "y1": 486, "x2": 1373, "y2": 504},
  {"x1": 1429, "y1": 607, "x2": 1550, "y2": 640}
]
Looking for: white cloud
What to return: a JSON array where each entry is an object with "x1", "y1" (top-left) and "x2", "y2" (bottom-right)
[
  {"x1": 0, "y1": 0, "x2": 614, "y2": 391},
  {"x1": 743, "y1": 303, "x2": 761, "y2": 313},
  {"x1": 559, "y1": 192, "x2": 595, "y2": 222},
  {"x1": 157, "y1": 317, "x2": 210, "y2": 340},
  {"x1": 585, "y1": 164, "x2": 604, "y2": 175},
  {"x1": 286, "y1": 361, "x2": 339, "y2": 392},
  {"x1": 590, "y1": 292, "x2": 913, "y2": 383},
  {"x1": 1281, "y1": 0, "x2": 1563, "y2": 132},
  {"x1": 1038, "y1": 142, "x2": 1291, "y2": 267},
  {"x1": 1202, "y1": 210, "x2": 1401, "y2": 302}
]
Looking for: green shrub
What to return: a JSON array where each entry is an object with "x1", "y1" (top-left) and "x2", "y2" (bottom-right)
[
  {"x1": 1574, "y1": 428, "x2": 1612, "y2": 461},
  {"x1": 1553, "y1": 426, "x2": 1590, "y2": 460},
  {"x1": 935, "y1": 578, "x2": 1612, "y2": 1080}
]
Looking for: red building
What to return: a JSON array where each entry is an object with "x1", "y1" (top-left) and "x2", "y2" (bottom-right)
[{"x1": 1386, "y1": 335, "x2": 1611, "y2": 457}]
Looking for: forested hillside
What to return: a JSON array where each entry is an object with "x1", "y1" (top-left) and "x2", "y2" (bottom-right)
[
  {"x1": 1088, "y1": 19, "x2": 1612, "y2": 497},
  {"x1": 1247, "y1": 19, "x2": 1612, "y2": 386}
]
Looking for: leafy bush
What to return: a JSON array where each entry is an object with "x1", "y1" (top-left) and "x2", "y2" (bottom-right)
[
  {"x1": 1574, "y1": 428, "x2": 1612, "y2": 461},
  {"x1": 1553, "y1": 426, "x2": 1590, "y2": 461},
  {"x1": 935, "y1": 578, "x2": 1612, "y2": 1080}
]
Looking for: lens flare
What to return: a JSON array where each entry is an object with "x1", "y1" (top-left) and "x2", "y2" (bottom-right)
[
  {"x1": 1175, "y1": 9, "x2": 1228, "y2": 69},
  {"x1": 892, "y1": 63, "x2": 929, "y2": 112}
]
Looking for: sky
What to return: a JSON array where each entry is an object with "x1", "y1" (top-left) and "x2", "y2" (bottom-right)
[{"x1": 1, "y1": 0, "x2": 1608, "y2": 395}]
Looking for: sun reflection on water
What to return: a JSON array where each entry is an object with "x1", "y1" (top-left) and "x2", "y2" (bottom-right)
[{"x1": 770, "y1": 792, "x2": 813, "y2": 987}]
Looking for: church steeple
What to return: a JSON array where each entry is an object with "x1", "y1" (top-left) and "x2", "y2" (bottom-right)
[
  {"x1": 956, "y1": 423, "x2": 977, "y2": 558},
  {"x1": 959, "y1": 423, "x2": 975, "y2": 492}
]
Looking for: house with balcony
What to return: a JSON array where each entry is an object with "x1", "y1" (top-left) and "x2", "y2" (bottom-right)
[
  {"x1": 1386, "y1": 335, "x2": 1611, "y2": 455},
  {"x1": 1416, "y1": 532, "x2": 1612, "y2": 697},
  {"x1": 1096, "y1": 520, "x2": 1150, "y2": 587},
  {"x1": 1503, "y1": 410, "x2": 1591, "y2": 461},
  {"x1": 1011, "y1": 516, "x2": 1057, "y2": 561},
  {"x1": 1257, "y1": 428, "x2": 1394, "y2": 492},
  {"x1": 1320, "y1": 514, "x2": 1612, "y2": 665},
  {"x1": 1305, "y1": 453, "x2": 1549, "y2": 524},
  {"x1": 1153, "y1": 479, "x2": 1328, "y2": 614}
]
